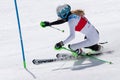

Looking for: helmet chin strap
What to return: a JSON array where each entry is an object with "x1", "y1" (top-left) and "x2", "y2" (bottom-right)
[{"x1": 66, "y1": 12, "x2": 72, "y2": 19}]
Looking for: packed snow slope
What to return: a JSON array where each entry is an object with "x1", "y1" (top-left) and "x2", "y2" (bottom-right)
[{"x1": 0, "y1": 0, "x2": 120, "y2": 80}]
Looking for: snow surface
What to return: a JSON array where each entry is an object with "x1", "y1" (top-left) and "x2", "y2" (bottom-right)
[{"x1": 0, "y1": 0, "x2": 120, "y2": 80}]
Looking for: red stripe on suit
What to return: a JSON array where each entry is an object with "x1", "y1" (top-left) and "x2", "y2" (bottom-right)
[{"x1": 75, "y1": 17, "x2": 88, "y2": 31}]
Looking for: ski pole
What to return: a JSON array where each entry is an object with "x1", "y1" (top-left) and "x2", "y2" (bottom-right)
[
  {"x1": 40, "y1": 21, "x2": 64, "y2": 33},
  {"x1": 49, "y1": 26, "x2": 64, "y2": 33},
  {"x1": 61, "y1": 47, "x2": 113, "y2": 64},
  {"x1": 83, "y1": 55, "x2": 113, "y2": 64}
]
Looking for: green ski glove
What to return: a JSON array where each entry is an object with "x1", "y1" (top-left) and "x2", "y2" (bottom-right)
[{"x1": 40, "y1": 21, "x2": 51, "y2": 28}]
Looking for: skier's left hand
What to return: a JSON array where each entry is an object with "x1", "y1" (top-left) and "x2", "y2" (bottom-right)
[{"x1": 55, "y1": 41, "x2": 64, "y2": 50}]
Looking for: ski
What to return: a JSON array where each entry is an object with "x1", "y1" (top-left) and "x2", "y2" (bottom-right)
[
  {"x1": 32, "y1": 56, "x2": 77, "y2": 65},
  {"x1": 32, "y1": 45, "x2": 113, "y2": 65},
  {"x1": 32, "y1": 58, "x2": 57, "y2": 65},
  {"x1": 32, "y1": 49, "x2": 113, "y2": 65},
  {"x1": 32, "y1": 52, "x2": 81, "y2": 65}
]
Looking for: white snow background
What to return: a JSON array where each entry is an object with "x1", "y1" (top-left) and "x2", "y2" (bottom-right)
[{"x1": 0, "y1": 0, "x2": 120, "y2": 80}]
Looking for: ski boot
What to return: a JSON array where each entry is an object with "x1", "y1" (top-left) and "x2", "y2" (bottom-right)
[
  {"x1": 85, "y1": 44, "x2": 102, "y2": 51},
  {"x1": 85, "y1": 44, "x2": 103, "y2": 55}
]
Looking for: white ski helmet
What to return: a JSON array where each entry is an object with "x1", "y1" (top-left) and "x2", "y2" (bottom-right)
[{"x1": 56, "y1": 4, "x2": 71, "y2": 19}]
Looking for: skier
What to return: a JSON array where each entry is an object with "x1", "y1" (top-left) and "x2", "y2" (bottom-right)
[{"x1": 41, "y1": 4, "x2": 101, "y2": 56}]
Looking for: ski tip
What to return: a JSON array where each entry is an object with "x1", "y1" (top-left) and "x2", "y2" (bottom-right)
[{"x1": 32, "y1": 59, "x2": 36, "y2": 64}]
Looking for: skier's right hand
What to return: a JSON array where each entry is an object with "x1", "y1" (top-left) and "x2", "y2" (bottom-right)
[
  {"x1": 40, "y1": 21, "x2": 51, "y2": 28},
  {"x1": 55, "y1": 41, "x2": 64, "y2": 50}
]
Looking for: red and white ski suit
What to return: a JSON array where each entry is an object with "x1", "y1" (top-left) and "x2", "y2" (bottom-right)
[{"x1": 63, "y1": 14, "x2": 99, "y2": 50}]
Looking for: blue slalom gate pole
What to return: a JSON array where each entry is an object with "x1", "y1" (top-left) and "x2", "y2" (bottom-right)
[
  {"x1": 14, "y1": 0, "x2": 26, "y2": 69},
  {"x1": 14, "y1": 0, "x2": 36, "y2": 78}
]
